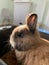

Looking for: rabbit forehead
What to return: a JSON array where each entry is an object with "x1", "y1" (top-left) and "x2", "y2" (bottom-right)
[
  {"x1": 13, "y1": 25, "x2": 29, "y2": 33},
  {"x1": 11, "y1": 25, "x2": 29, "y2": 37}
]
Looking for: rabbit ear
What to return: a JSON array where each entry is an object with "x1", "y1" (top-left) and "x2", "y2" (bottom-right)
[{"x1": 26, "y1": 13, "x2": 38, "y2": 33}]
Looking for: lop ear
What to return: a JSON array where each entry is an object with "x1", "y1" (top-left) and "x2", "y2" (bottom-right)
[{"x1": 26, "y1": 13, "x2": 38, "y2": 33}]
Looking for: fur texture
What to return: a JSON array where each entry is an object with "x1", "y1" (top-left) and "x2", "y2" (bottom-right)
[{"x1": 10, "y1": 13, "x2": 49, "y2": 65}]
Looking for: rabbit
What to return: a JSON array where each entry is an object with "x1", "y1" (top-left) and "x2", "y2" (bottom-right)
[{"x1": 10, "y1": 13, "x2": 49, "y2": 65}]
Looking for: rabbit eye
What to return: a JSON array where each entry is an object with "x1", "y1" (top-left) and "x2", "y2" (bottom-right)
[{"x1": 15, "y1": 31, "x2": 24, "y2": 38}]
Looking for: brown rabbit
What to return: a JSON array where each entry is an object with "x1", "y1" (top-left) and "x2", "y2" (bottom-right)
[{"x1": 10, "y1": 13, "x2": 49, "y2": 65}]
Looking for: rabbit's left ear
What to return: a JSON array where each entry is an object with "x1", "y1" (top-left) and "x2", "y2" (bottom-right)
[{"x1": 26, "y1": 13, "x2": 38, "y2": 33}]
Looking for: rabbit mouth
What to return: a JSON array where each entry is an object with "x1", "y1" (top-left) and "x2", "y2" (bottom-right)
[
  {"x1": 15, "y1": 44, "x2": 26, "y2": 51},
  {"x1": 15, "y1": 43, "x2": 34, "y2": 51},
  {"x1": 15, "y1": 44, "x2": 23, "y2": 51},
  {"x1": 15, "y1": 43, "x2": 29, "y2": 51}
]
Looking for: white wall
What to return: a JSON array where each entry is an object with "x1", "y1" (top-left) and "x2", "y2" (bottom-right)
[
  {"x1": 0, "y1": 0, "x2": 13, "y2": 25},
  {"x1": 31, "y1": 0, "x2": 49, "y2": 31},
  {"x1": 35, "y1": 0, "x2": 46, "y2": 23},
  {"x1": 14, "y1": 1, "x2": 31, "y2": 25},
  {"x1": 31, "y1": 0, "x2": 46, "y2": 23},
  {"x1": 43, "y1": 1, "x2": 49, "y2": 28}
]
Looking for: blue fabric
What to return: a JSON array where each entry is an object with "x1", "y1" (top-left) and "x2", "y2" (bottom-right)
[{"x1": 38, "y1": 28, "x2": 49, "y2": 34}]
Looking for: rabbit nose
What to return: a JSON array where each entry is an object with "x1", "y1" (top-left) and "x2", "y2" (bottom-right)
[{"x1": 15, "y1": 44, "x2": 22, "y2": 51}]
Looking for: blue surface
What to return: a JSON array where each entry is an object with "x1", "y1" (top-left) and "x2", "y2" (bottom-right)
[{"x1": 38, "y1": 28, "x2": 49, "y2": 34}]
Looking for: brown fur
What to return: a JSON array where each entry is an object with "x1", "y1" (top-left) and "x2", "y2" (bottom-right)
[
  {"x1": 1, "y1": 50, "x2": 18, "y2": 65},
  {"x1": 10, "y1": 13, "x2": 49, "y2": 65}
]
